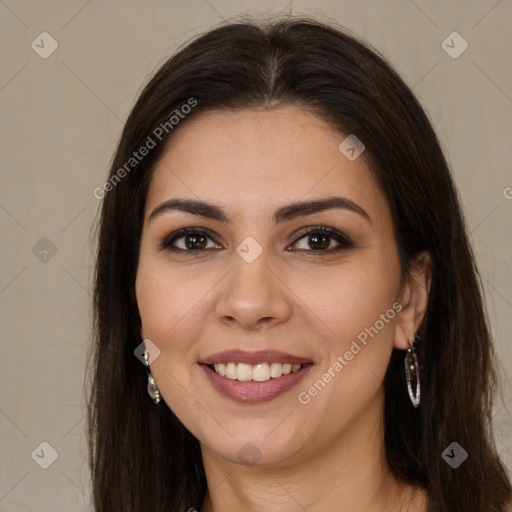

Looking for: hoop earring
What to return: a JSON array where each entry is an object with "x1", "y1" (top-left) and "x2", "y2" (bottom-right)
[
  {"x1": 144, "y1": 350, "x2": 161, "y2": 404},
  {"x1": 404, "y1": 334, "x2": 421, "y2": 408}
]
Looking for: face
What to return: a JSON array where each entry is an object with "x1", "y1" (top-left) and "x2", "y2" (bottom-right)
[{"x1": 135, "y1": 106, "x2": 419, "y2": 467}]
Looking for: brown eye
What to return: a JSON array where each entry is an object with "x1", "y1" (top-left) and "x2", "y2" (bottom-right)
[
  {"x1": 290, "y1": 226, "x2": 353, "y2": 253},
  {"x1": 181, "y1": 233, "x2": 208, "y2": 250},
  {"x1": 160, "y1": 228, "x2": 221, "y2": 253}
]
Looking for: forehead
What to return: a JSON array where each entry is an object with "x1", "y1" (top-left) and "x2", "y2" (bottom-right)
[{"x1": 145, "y1": 106, "x2": 387, "y2": 224}]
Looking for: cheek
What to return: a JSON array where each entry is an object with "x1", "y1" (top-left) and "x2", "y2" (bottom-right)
[
  {"x1": 295, "y1": 255, "x2": 401, "y2": 408},
  {"x1": 296, "y1": 257, "x2": 400, "y2": 348},
  {"x1": 293, "y1": 264, "x2": 400, "y2": 428},
  {"x1": 136, "y1": 265, "x2": 203, "y2": 350},
  {"x1": 136, "y1": 253, "x2": 231, "y2": 381},
  {"x1": 135, "y1": 262, "x2": 207, "y2": 416}
]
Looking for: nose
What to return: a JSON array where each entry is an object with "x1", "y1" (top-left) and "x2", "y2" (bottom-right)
[{"x1": 215, "y1": 248, "x2": 293, "y2": 331}]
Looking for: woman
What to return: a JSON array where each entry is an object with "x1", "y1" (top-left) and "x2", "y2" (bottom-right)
[{"x1": 87, "y1": 16, "x2": 512, "y2": 512}]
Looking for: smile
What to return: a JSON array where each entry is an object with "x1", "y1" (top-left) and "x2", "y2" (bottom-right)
[{"x1": 199, "y1": 349, "x2": 314, "y2": 403}]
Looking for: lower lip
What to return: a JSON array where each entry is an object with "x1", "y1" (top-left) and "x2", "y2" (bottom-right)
[{"x1": 199, "y1": 363, "x2": 313, "y2": 404}]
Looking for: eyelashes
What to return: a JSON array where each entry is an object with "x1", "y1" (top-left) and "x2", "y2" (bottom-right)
[
  {"x1": 158, "y1": 225, "x2": 355, "y2": 256},
  {"x1": 160, "y1": 227, "x2": 220, "y2": 254}
]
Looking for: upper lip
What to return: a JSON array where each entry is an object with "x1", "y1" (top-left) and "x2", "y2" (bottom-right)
[{"x1": 199, "y1": 349, "x2": 312, "y2": 365}]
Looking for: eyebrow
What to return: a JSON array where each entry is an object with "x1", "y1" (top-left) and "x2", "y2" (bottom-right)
[{"x1": 148, "y1": 196, "x2": 372, "y2": 225}]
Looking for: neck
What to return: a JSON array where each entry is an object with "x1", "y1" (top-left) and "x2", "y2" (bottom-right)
[{"x1": 199, "y1": 390, "x2": 426, "y2": 512}]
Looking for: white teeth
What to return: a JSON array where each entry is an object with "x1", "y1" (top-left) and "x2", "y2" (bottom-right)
[
  {"x1": 236, "y1": 363, "x2": 253, "y2": 381},
  {"x1": 225, "y1": 362, "x2": 237, "y2": 379},
  {"x1": 252, "y1": 363, "x2": 269, "y2": 382},
  {"x1": 269, "y1": 362, "x2": 283, "y2": 378},
  {"x1": 213, "y1": 362, "x2": 303, "y2": 381},
  {"x1": 216, "y1": 363, "x2": 226, "y2": 377}
]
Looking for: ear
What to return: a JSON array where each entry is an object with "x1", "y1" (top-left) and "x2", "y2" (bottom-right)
[{"x1": 394, "y1": 251, "x2": 432, "y2": 349}]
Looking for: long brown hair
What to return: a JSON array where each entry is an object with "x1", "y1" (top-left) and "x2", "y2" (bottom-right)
[{"x1": 86, "y1": 16, "x2": 512, "y2": 511}]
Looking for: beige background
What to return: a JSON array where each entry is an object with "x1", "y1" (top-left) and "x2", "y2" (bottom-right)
[{"x1": 1, "y1": 0, "x2": 511, "y2": 510}]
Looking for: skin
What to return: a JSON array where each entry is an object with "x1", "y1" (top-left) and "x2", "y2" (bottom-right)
[{"x1": 135, "y1": 106, "x2": 432, "y2": 511}]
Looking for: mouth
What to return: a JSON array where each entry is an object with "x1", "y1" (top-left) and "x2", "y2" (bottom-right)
[{"x1": 198, "y1": 349, "x2": 314, "y2": 403}]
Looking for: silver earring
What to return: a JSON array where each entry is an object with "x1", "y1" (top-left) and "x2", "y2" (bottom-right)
[
  {"x1": 404, "y1": 334, "x2": 421, "y2": 407},
  {"x1": 144, "y1": 350, "x2": 161, "y2": 404}
]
